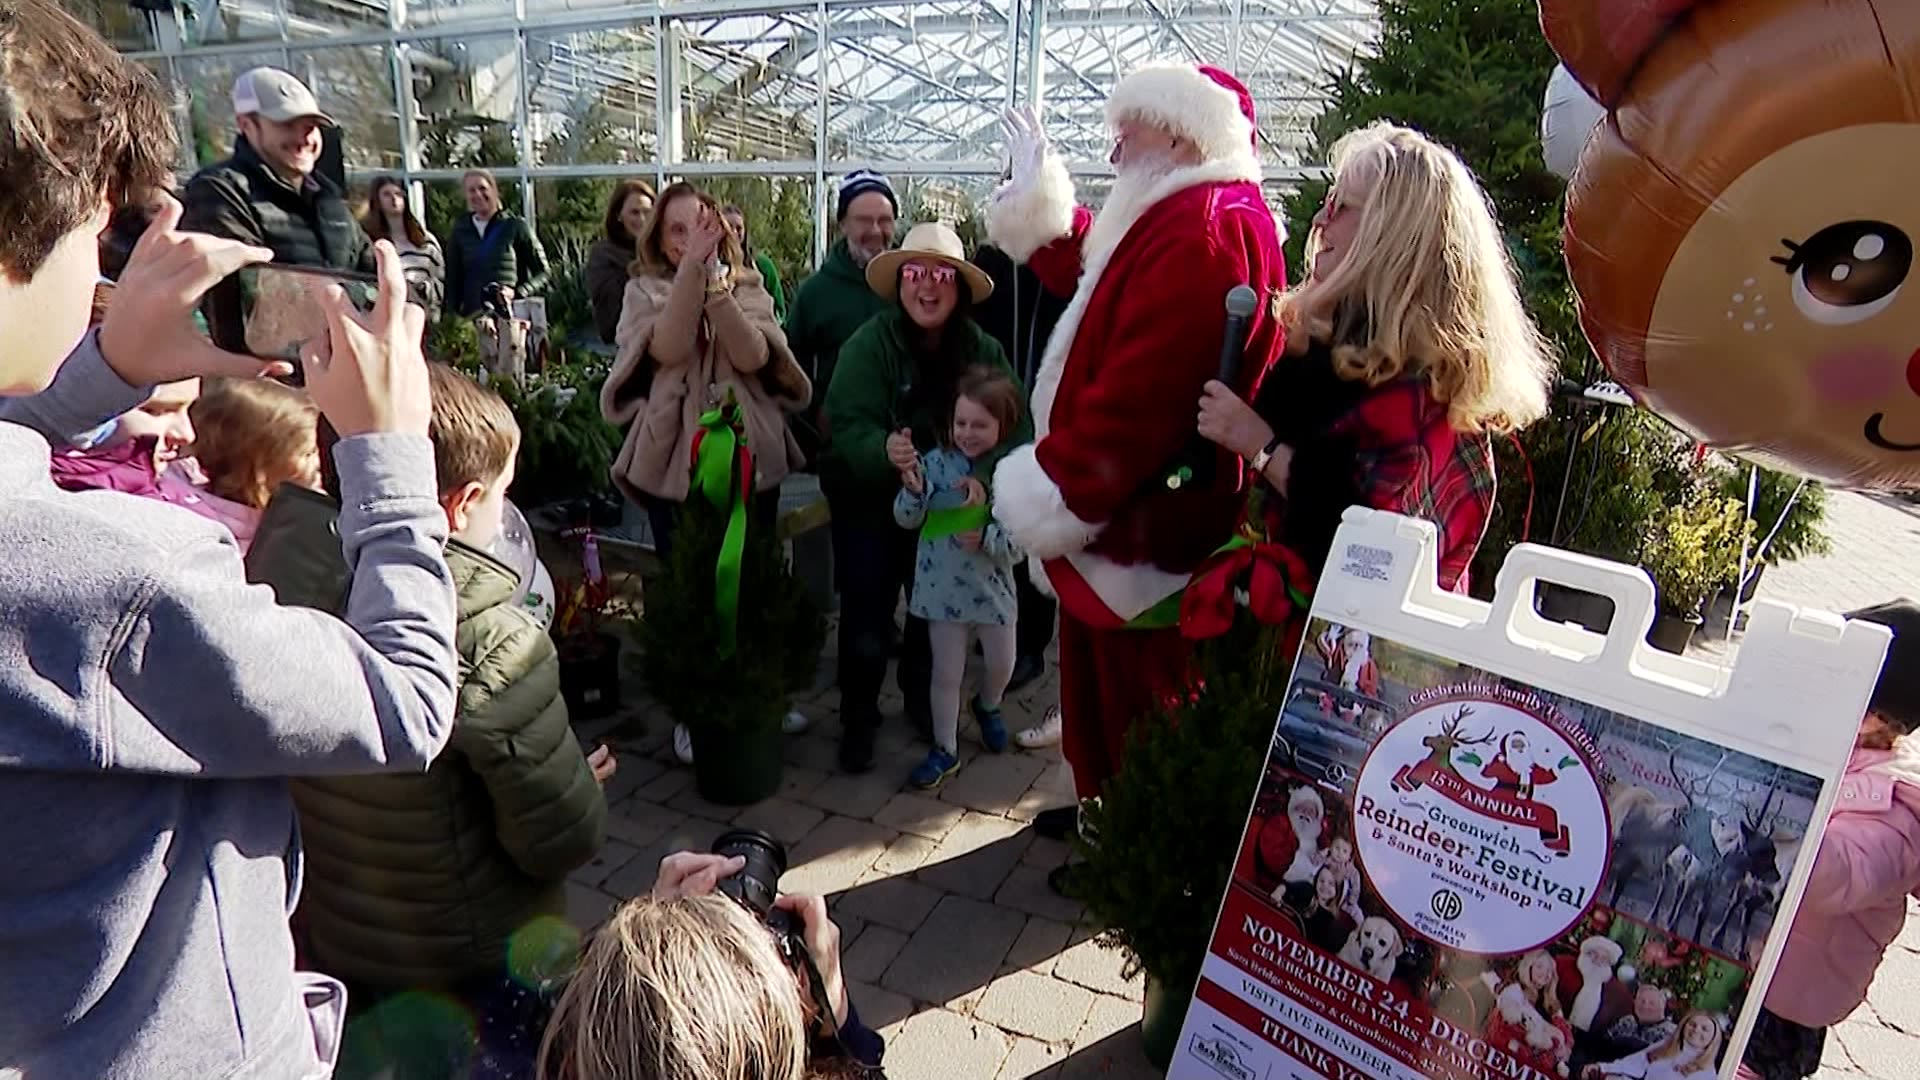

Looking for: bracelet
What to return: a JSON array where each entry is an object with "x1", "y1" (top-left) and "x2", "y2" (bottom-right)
[{"x1": 1249, "y1": 435, "x2": 1285, "y2": 476}]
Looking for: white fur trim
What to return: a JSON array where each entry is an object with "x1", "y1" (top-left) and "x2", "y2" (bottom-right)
[
  {"x1": 992, "y1": 445, "x2": 1102, "y2": 560},
  {"x1": 1025, "y1": 556, "x2": 1057, "y2": 599},
  {"x1": 1030, "y1": 156, "x2": 1264, "y2": 440},
  {"x1": 984, "y1": 152, "x2": 1076, "y2": 264},
  {"x1": 1059, "y1": 552, "x2": 1194, "y2": 624},
  {"x1": 1108, "y1": 62, "x2": 1259, "y2": 170}
]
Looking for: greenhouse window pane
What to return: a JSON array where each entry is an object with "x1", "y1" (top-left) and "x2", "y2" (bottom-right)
[
  {"x1": 61, "y1": 0, "x2": 157, "y2": 51},
  {"x1": 678, "y1": 10, "x2": 821, "y2": 164},
  {"x1": 182, "y1": 0, "x2": 287, "y2": 45},
  {"x1": 700, "y1": 175, "x2": 817, "y2": 283},
  {"x1": 526, "y1": 26, "x2": 659, "y2": 167},
  {"x1": 283, "y1": 0, "x2": 389, "y2": 40},
  {"x1": 406, "y1": 35, "x2": 523, "y2": 169},
  {"x1": 405, "y1": 0, "x2": 516, "y2": 31},
  {"x1": 290, "y1": 45, "x2": 402, "y2": 172},
  {"x1": 823, "y1": 3, "x2": 1011, "y2": 167},
  {"x1": 178, "y1": 50, "x2": 297, "y2": 167}
]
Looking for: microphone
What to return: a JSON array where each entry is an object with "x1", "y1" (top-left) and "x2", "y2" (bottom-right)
[{"x1": 1166, "y1": 285, "x2": 1262, "y2": 492}]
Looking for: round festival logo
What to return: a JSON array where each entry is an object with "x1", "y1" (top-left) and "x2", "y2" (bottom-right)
[{"x1": 1351, "y1": 689, "x2": 1609, "y2": 955}]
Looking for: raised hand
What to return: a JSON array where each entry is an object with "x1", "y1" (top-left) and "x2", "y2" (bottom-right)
[
  {"x1": 300, "y1": 240, "x2": 431, "y2": 437},
  {"x1": 999, "y1": 106, "x2": 1050, "y2": 193},
  {"x1": 99, "y1": 194, "x2": 281, "y2": 385},
  {"x1": 885, "y1": 428, "x2": 917, "y2": 470},
  {"x1": 651, "y1": 851, "x2": 745, "y2": 900},
  {"x1": 956, "y1": 476, "x2": 987, "y2": 507}
]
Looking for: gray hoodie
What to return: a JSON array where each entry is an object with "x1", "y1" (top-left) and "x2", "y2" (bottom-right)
[{"x1": 0, "y1": 335, "x2": 459, "y2": 1079}]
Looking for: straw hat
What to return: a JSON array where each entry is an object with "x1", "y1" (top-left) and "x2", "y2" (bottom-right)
[{"x1": 865, "y1": 222, "x2": 995, "y2": 304}]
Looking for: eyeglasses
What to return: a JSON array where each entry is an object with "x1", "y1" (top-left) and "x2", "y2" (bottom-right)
[{"x1": 901, "y1": 263, "x2": 957, "y2": 286}]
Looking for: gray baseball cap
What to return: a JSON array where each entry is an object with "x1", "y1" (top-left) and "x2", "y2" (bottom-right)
[{"x1": 232, "y1": 67, "x2": 335, "y2": 126}]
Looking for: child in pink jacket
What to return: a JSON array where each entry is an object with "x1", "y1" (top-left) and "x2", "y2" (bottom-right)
[{"x1": 1738, "y1": 599, "x2": 1920, "y2": 1080}]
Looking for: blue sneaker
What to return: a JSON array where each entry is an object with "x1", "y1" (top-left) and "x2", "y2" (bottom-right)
[
  {"x1": 910, "y1": 747, "x2": 961, "y2": 789},
  {"x1": 973, "y1": 697, "x2": 1009, "y2": 753}
]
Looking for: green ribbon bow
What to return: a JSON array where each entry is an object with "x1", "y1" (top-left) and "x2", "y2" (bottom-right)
[
  {"x1": 921, "y1": 503, "x2": 991, "y2": 541},
  {"x1": 691, "y1": 392, "x2": 753, "y2": 658}
]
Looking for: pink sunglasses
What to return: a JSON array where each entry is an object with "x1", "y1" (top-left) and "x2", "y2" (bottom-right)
[{"x1": 901, "y1": 263, "x2": 957, "y2": 286}]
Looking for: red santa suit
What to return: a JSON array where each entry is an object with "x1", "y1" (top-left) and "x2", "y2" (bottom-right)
[{"x1": 988, "y1": 63, "x2": 1289, "y2": 799}]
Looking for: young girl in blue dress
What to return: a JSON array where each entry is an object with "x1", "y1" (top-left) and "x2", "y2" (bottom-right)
[{"x1": 892, "y1": 369, "x2": 1025, "y2": 788}]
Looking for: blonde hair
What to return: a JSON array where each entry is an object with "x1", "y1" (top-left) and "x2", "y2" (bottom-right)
[
  {"x1": 538, "y1": 895, "x2": 808, "y2": 1080},
  {"x1": 189, "y1": 378, "x2": 320, "y2": 509},
  {"x1": 636, "y1": 181, "x2": 747, "y2": 279},
  {"x1": 1281, "y1": 121, "x2": 1553, "y2": 435},
  {"x1": 1649, "y1": 1009, "x2": 1724, "y2": 1068},
  {"x1": 1507, "y1": 949, "x2": 1564, "y2": 1019}
]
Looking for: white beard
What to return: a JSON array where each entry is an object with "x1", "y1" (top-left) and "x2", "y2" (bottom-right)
[
  {"x1": 1083, "y1": 161, "x2": 1179, "y2": 269},
  {"x1": 1284, "y1": 812, "x2": 1324, "y2": 883}
]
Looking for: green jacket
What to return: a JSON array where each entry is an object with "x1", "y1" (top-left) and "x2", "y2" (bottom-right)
[
  {"x1": 445, "y1": 210, "x2": 550, "y2": 316},
  {"x1": 753, "y1": 250, "x2": 788, "y2": 322},
  {"x1": 785, "y1": 238, "x2": 889, "y2": 397},
  {"x1": 821, "y1": 306, "x2": 1032, "y2": 529},
  {"x1": 244, "y1": 488, "x2": 606, "y2": 991}
]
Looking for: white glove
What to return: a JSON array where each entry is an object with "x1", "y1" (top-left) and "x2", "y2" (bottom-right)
[{"x1": 996, "y1": 106, "x2": 1050, "y2": 202}]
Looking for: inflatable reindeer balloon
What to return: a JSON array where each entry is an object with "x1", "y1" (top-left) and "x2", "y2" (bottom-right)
[{"x1": 1540, "y1": 0, "x2": 1920, "y2": 490}]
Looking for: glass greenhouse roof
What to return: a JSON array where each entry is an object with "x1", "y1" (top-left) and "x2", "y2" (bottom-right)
[{"x1": 82, "y1": 0, "x2": 1377, "y2": 182}]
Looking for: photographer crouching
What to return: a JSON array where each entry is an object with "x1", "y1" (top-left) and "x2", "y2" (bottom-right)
[{"x1": 540, "y1": 834, "x2": 886, "y2": 1079}]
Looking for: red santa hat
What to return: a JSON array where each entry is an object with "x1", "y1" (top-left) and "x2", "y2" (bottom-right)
[{"x1": 1106, "y1": 62, "x2": 1259, "y2": 166}]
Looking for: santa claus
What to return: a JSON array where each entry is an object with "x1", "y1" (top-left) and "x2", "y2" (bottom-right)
[
  {"x1": 986, "y1": 62, "x2": 1289, "y2": 872},
  {"x1": 1484, "y1": 732, "x2": 1557, "y2": 801}
]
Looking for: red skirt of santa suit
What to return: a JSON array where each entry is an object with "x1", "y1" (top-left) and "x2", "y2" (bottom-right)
[{"x1": 1057, "y1": 617, "x2": 1194, "y2": 800}]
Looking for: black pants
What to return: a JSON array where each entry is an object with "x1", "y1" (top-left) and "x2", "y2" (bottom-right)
[
  {"x1": 832, "y1": 515, "x2": 930, "y2": 733},
  {"x1": 1014, "y1": 558, "x2": 1056, "y2": 663},
  {"x1": 1742, "y1": 1007, "x2": 1825, "y2": 1080},
  {"x1": 641, "y1": 488, "x2": 781, "y2": 564}
]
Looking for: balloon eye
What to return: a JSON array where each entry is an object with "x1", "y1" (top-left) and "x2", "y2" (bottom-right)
[{"x1": 1776, "y1": 221, "x2": 1912, "y2": 325}]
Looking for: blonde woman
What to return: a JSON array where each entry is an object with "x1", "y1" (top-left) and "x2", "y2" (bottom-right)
[
  {"x1": 1586, "y1": 1010, "x2": 1725, "y2": 1080},
  {"x1": 1196, "y1": 121, "x2": 1552, "y2": 592},
  {"x1": 603, "y1": 180, "x2": 810, "y2": 561},
  {"x1": 538, "y1": 853, "x2": 884, "y2": 1080},
  {"x1": 603, "y1": 181, "x2": 814, "y2": 766}
]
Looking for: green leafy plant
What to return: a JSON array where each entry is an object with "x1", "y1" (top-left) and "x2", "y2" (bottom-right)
[
  {"x1": 424, "y1": 311, "x2": 482, "y2": 370},
  {"x1": 1714, "y1": 464, "x2": 1831, "y2": 569},
  {"x1": 537, "y1": 235, "x2": 596, "y2": 346},
  {"x1": 1639, "y1": 489, "x2": 1754, "y2": 618},
  {"x1": 638, "y1": 494, "x2": 824, "y2": 736},
  {"x1": 486, "y1": 353, "x2": 620, "y2": 507},
  {"x1": 1071, "y1": 615, "x2": 1292, "y2": 993}
]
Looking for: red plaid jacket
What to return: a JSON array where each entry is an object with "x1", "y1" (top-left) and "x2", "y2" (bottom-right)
[{"x1": 1334, "y1": 380, "x2": 1496, "y2": 592}]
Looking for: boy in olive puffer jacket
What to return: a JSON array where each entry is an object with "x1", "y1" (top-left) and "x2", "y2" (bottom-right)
[{"x1": 246, "y1": 363, "x2": 612, "y2": 1079}]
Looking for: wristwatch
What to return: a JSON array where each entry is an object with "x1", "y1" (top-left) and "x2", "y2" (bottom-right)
[{"x1": 1249, "y1": 435, "x2": 1285, "y2": 476}]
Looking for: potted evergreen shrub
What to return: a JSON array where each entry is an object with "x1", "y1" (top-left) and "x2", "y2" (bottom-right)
[
  {"x1": 638, "y1": 466, "x2": 823, "y2": 806},
  {"x1": 1638, "y1": 490, "x2": 1750, "y2": 653},
  {"x1": 1070, "y1": 615, "x2": 1292, "y2": 1066}
]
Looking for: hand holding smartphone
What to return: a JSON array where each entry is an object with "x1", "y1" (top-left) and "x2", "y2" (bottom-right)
[{"x1": 242, "y1": 263, "x2": 378, "y2": 364}]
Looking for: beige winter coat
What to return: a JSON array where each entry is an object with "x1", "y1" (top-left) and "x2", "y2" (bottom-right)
[{"x1": 602, "y1": 266, "x2": 811, "y2": 502}]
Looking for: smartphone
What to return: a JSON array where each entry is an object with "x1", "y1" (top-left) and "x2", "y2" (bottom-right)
[{"x1": 240, "y1": 263, "x2": 377, "y2": 363}]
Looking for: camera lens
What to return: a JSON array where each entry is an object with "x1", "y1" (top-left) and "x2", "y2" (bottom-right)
[{"x1": 710, "y1": 828, "x2": 788, "y2": 921}]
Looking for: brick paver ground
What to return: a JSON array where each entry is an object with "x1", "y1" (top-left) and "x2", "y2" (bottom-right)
[{"x1": 562, "y1": 490, "x2": 1920, "y2": 1079}]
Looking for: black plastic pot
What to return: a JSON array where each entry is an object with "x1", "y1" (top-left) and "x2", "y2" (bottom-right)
[
  {"x1": 1140, "y1": 972, "x2": 1192, "y2": 1069},
  {"x1": 1536, "y1": 582, "x2": 1614, "y2": 634},
  {"x1": 690, "y1": 719, "x2": 785, "y2": 806},
  {"x1": 1647, "y1": 612, "x2": 1703, "y2": 655},
  {"x1": 558, "y1": 631, "x2": 622, "y2": 720}
]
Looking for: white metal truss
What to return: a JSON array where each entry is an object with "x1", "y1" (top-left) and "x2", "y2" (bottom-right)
[{"x1": 89, "y1": 0, "x2": 1377, "y2": 257}]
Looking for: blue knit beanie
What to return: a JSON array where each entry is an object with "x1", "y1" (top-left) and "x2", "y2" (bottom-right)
[{"x1": 836, "y1": 168, "x2": 897, "y2": 220}]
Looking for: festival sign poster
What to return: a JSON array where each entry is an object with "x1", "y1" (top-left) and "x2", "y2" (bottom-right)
[{"x1": 1172, "y1": 617, "x2": 1825, "y2": 1080}]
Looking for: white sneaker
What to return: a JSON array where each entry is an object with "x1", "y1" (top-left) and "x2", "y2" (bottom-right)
[
  {"x1": 782, "y1": 709, "x2": 812, "y2": 735},
  {"x1": 673, "y1": 723, "x2": 695, "y2": 765},
  {"x1": 1015, "y1": 705, "x2": 1063, "y2": 750}
]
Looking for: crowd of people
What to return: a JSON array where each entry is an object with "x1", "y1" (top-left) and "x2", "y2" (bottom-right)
[{"x1": 4, "y1": 2, "x2": 1920, "y2": 1079}]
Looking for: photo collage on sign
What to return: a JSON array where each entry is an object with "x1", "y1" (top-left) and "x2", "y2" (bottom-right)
[{"x1": 1222, "y1": 619, "x2": 1823, "y2": 1080}]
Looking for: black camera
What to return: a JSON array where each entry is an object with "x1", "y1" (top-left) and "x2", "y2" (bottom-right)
[
  {"x1": 711, "y1": 827, "x2": 795, "y2": 936},
  {"x1": 710, "y1": 830, "x2": 845, "y2": 1044}
]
